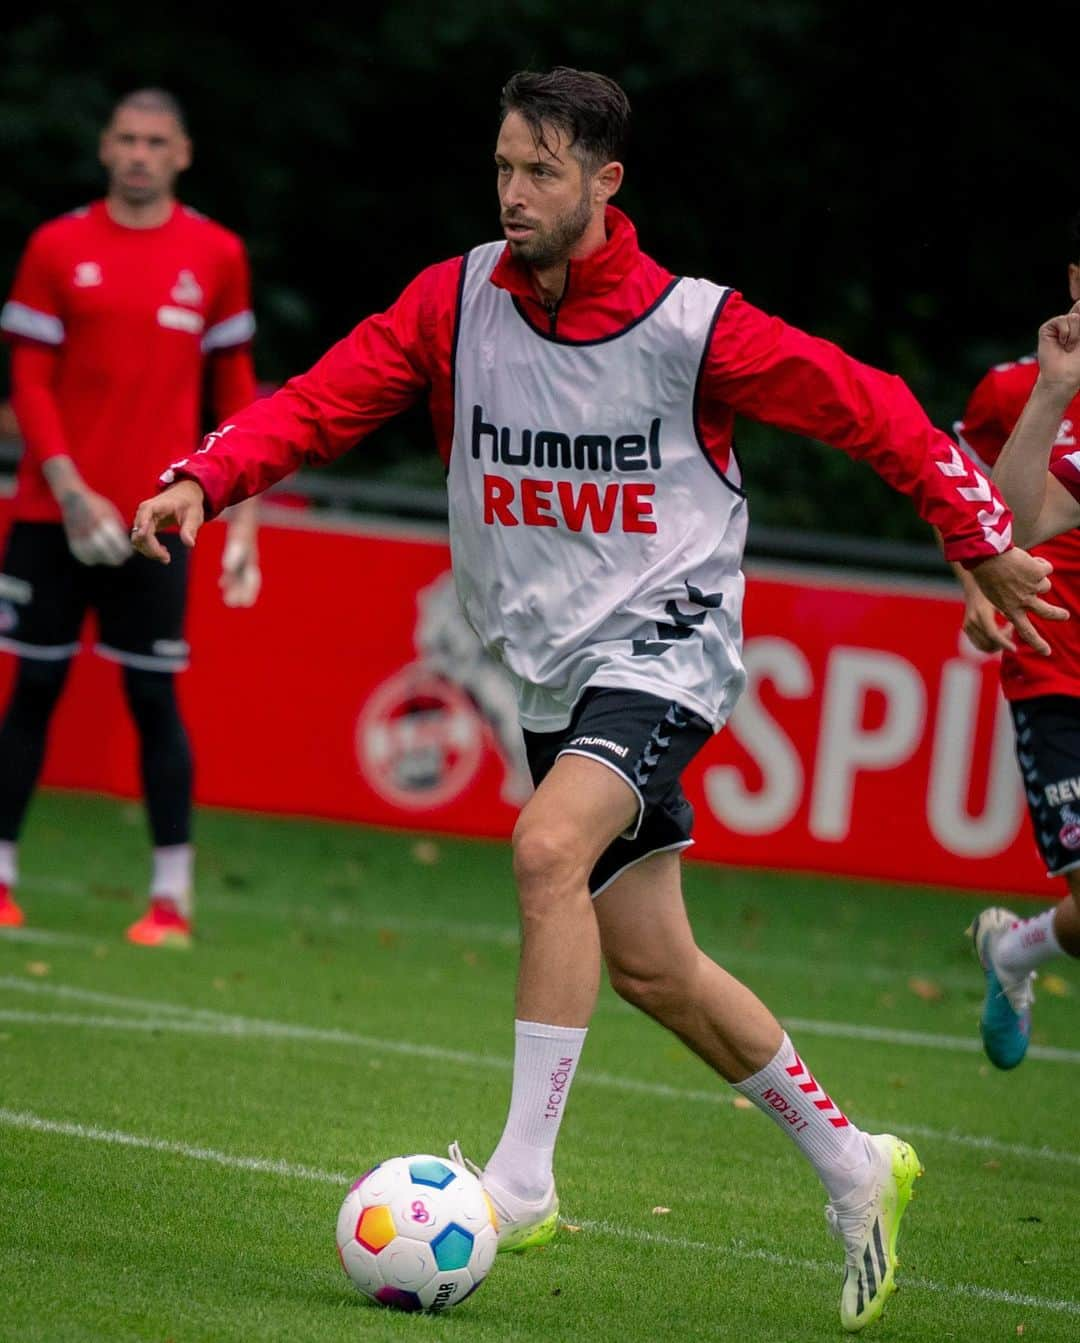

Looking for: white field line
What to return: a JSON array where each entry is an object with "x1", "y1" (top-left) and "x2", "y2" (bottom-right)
[
  {"x1": 1, "y1": 1107, "x2": 1077, "y2": 1319},
  {"x1": 0, "y1": 926, "x2": 102, "y2": 947},
  {"x1": 17, "y1": 872, "x2": 1062, "y2": 995},
  {"x1": 572, "y1": 1218, "x2": 1080, "y2": 1316},
  {"x1": 2, "y1": 978, "x2": 1080, "y2": 1173},
  {"x1": 3, "y1": 972, "x2": 1078, "y2": 1067}
]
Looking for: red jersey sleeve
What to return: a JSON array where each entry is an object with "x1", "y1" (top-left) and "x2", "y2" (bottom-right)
[
  {"x1": 1, "y1": 226, "x2": 66, "y2": 349},
  {"x1": 202, "y1": 234, "x2": 255, "y2": 353},
  {"x1": 204, "y1": 234, "x2": 257, "y2": 419},
  {"x1": 3, "y1": 228, "x2": 70, "y2": 463},
  {"x1": 702, "y1": 293, "x2": 1012, "y2": 563},
  {"x1": 163, "y1": 257, "x2": 461, "y2": 515}
]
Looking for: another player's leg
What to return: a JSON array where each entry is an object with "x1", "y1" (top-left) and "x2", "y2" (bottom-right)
[
  {"x1": 121, "y1": 665, "x2": 194, "y2": 948},
  {"x1": 970, "y1": 877, "x2": 1080, "y2": 1069},
  {"x1": 0, "y1": 522, "x2": 86, "y2": 928},
  {"x1": 597, "y1": 851, "x2": 921, "y2": 1333},
  {"x1": 454, "y1": 750, "x2": 638, "y2": 1252},
  {"x1": 0, "y1": 656, "x2": 72, "y2": 926},
  {"x1": 971, "y1": 696, "x2": 1080, "y2": 1068},
  {"x1": 95, "y1": 535, "x2": 194, "y2": 948}
]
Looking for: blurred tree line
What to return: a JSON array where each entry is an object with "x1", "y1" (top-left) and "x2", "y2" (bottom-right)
[{"x1": 0, "y1": 2, "x2": 1074, "y2": 541}]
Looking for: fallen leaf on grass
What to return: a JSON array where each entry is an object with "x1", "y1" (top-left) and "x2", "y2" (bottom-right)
[
  {"x1": 651, "y1": 1206, "x2": 671, "y2": 1216},
  {"x1": 561, "y1": 1223, "x2": 582, "y2": 1233}
]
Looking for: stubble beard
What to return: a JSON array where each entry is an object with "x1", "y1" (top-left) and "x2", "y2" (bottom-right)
[{"x1": 507, "y1": 185, "x2": 593, "y2": 270}]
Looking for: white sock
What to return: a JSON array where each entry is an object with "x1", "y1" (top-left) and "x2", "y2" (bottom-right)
[
  {"x1": 485, "y1": 1019, "x2": 588, "y2": 1202},
  {"x1": 151, "y1": 844, "x2": 193, "y2": 917},
  {"x1": 0, "y1": 840, "x2": 16, "y2": 888},
  {"x1": 733, "y1": 1033, "x2": 873, "y2": 1202},
  {"x1": 995, "y1": 909, "x2": 1064, "y2": 975}
]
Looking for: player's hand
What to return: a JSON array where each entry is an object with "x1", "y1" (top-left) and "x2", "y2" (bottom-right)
[
  {"x1": 961, "y1": 587, "x2": 1015, "y2": 654},
  {"x1": 968, "y1": 548, "x2": 1068, "y2": 656},
  {"x1": 60, "y1": 487, "x2": 131, "y2": 566},
  {"x1": 130, "y1": 481, "x2": 206, "y2": 564},
  {"x1": 219, "y1": 535, "x2": 262, "y2": 607},
  {"x1": 1036, "y1": 300, "x2": 1080, "y2": 391}
]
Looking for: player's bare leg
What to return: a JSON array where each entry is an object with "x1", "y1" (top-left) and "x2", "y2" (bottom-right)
[
  {"x1": 597, "y1": 852, "x2": 921, "y2": 1332},
  {"x1": 512, "y1": 753, "x2": 636, "y2": 1025},
  {"x1": 456, "y1": 754, "x2": 637, "y2": 1250}
]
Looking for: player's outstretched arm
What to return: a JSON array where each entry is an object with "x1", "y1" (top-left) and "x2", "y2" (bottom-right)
[
  {"x1": 131, "y1": 480, "x2": 206, "y2": 564},
  {"x1": 993, "y1": 303, "x2": 1080, "y2": 547},
  {"x1": 967, "y1": 548, "x2": 1068, "y2": 657}
]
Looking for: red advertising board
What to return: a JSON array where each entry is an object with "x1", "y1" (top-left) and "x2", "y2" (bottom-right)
[{"x1": 0, "y1": 499, "x2": 1053, "y2": 896}]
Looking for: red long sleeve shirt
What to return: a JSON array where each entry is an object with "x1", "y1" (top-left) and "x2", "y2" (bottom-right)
[
  {"x1": 165, "y1": 206, "x2": 1011, "y2": 567},
  {"x1": 3, "y1": 199, "x2": 256, "y2": 524}
]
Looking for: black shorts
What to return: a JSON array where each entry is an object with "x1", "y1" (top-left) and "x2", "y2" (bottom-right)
[
  {"x1": 0, "y1": 521, "x2": 190, "y2": 672},
  {"x1": 524, "y1": 687, "x2": 713, "y2": 896},
  {"x1": 1010, "y1": 695, "x2": 1080, "y2": 878}
]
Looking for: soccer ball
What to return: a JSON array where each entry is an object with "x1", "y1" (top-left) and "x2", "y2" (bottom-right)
[{"x1": 336, "y1": 1153, "x2": 498, "y2": 1312}]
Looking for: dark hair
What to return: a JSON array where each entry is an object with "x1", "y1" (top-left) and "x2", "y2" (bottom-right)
[
  {"x1": 1070, "y1": 208, "x2": 1080, "y2": 266},
  {"x1": 499, "y1": 67, "x2": 629, "y2": 175},
  {"x1": 109, "y1": 88, "x2": 188, "y2": 134}
]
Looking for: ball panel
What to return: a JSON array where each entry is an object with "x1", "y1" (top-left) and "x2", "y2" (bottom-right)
[
  {"x1": 356, "y1": 1203, "x2": 397, "y2": 1254},
  {"x1": 471, "y1": 1224, "x2": 498, "y2": 1278},
  {"x1": 431, "y1": 1224, "x2": 474, "y2": 1271},
  {"x1": 335, "y1": 1189, "x2": 364, "y2": 1249},
  {"x1": 375, "y1": 1286, "x2": 423, "y2": 1312},
  {"x1": 382, "y1": 1237, "x2": 438, "y2": 1290},
  {"x1": 416, "y1": 1267, "x2": 477, "y2": 1311},
  {"x1": 389, "y1": 1188, "x2": 447, "y2": 1242},
  {"x1": 408, "y1": 1157, "x2": 456, "y2": 1189},
  {"x1": 340, "y1": 1240, "x2": 384, "y2": 1295}
]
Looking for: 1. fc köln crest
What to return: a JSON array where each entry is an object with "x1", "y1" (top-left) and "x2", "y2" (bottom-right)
[
  {"x1": 354, "y1": 571, "x2": 532, "y2": 811},
  {"x1": 356, "y1": 667, "x2": 484, "y2": 809}
]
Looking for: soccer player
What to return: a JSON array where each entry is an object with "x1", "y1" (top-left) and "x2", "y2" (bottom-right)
[
  {"x1": 132, "y1": 69, "x2": 1064, "y2": 1330},
  {"x1": 0, "y1": 88, "x2": 260, "y2": 948},
  {"x1": 954, "y1": 280, "x2": 1080, "y2": 1070}
]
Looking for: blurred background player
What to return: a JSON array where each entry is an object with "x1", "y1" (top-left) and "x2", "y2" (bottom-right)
[
  {"x1": 0, "y1": 88, "x2": 260, "y2": 947},
  {"x1": 948, "y1": 213, "x2": 1080, "y2": 1067}
]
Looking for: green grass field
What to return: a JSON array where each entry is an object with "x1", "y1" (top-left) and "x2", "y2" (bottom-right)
[{"x1": 1, "y1": 791, "x2": 1077, "y2": 1343}]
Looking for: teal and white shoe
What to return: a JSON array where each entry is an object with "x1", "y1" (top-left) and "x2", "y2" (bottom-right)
[
  {"x1": 448, "y1": 1142, "x2": 559, "y2": 1252},
  {"x1": 969, "y1": 906, "x2": 1035, "y2": 1070},
  {"x1": 826, "y1": 1134, "x2": 923, "y2": 1332}
]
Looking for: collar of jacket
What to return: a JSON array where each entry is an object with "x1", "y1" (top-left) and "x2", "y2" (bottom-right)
[{"x1": 489, "y1": 205, "x2": 640, "y2": 309}]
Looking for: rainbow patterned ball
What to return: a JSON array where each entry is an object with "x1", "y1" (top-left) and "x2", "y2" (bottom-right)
[{"x1": 336, "y1": 1154, "x2": 499, "y2": 1312}]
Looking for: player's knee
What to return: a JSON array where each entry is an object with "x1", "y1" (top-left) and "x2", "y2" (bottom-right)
[{"x1": 511, "y1": 819, "x2": 586, "y2": 900}]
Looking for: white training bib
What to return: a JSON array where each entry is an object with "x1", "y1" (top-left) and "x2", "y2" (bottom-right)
[{"x1": 448, "y1": 241, "x2": 748, "y2": 732}]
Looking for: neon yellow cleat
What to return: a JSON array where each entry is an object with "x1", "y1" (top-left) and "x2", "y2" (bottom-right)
[
  {"x1": 826, "y1": 1134, "x2": 923, "y2": 1332},
  {"x1": 448, "y1": 1141, "x2": 559, "y2": 1252}
]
